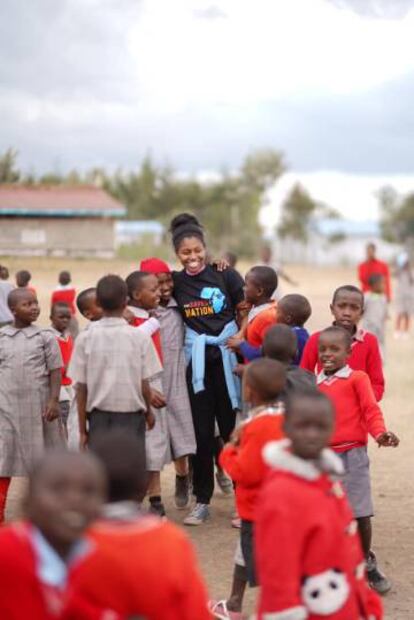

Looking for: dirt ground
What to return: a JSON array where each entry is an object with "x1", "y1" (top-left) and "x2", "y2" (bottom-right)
[{"x1": 3, "y1": 257, "x2": 414, "y2": 619}]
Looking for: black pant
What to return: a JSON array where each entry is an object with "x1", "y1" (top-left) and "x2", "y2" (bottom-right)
[
  {"x1": 187, "y1": 355, "x2": 236, "y2": 504},
  {"x1": 88, "y1": 409, "x2": 146, "y2": 468}
]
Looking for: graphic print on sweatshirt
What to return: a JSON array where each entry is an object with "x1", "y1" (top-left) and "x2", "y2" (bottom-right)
[{"x1": 173, "y1": 266, "x2": 245, "y2": 336}]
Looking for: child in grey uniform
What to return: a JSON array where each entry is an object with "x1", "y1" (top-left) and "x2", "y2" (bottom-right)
[
  {"x1": 0, "y1": 288, "x2": 63, "y2": 522},
  {"x1": 362, "y1": 274, "x2": 388, "y2": 359},
  {"x1": 140, "y1": 258, "x2": 197, "y2": 510}
]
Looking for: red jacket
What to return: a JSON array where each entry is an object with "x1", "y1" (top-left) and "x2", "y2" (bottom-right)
[
  {"x1": 301, "y1": 328, "x2": 384, "y2": 401},
  {"x1": 255, "y1": 441, "x2": 383, "y2": 620},
  {"x1": 51, "y1": 288, "x2": 77, "y2": 315},
  {"x1": 358, "y1": 259, "x2": 391, "y2": 301},
  {"x1": 219, "y1": 405, "x2": 284, "y2": 521},
  {"x1": 317, "y1": 367, "x2": 386, "y2": 451},
  {"x1": 0, "y1": 522, "x2": 120, "y2": 620},
  {"x1": 56, "y1": 333, "x2": 74, "y2": 386},
  {"x1": 245, "y1": 302, "x2": 277, "y2": 348},
  {"x1": 73, "y1": 516, "x2": 212, "y2": 620}
]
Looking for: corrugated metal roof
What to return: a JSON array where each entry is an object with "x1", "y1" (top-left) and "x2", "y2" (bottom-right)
[{"x1": 0, "y1": 186, "x2": 126, "y2": 218}]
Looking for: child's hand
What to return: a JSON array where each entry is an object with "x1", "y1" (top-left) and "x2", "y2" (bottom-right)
[
  {"x1": 211, "y1": 258, "x2": 229, "y2": 272},
  {"x1": 376, "y1": 431, "x2": 400, "y2": 447},
  {"x1": 145, "y1": 410, "x2": 155, "y2": 430},
  {"x1": 233, "y1": 363, "x2": 246, "y2": 378},
  {"x1": 150, "y1": 389, "x2": 166, "y2": 409},
  {"x1": 79, "y1": 432, "x2": 88, "y2": 450},
  {"x1": 229, "y1": 426, "x2": 242, "y2": 447},
  {"x1": 227, "y1": 335, "x2": 244, "y2": 352},
  {"x1": 44, "y1": 398, "x2": 59, "y2": 422}
]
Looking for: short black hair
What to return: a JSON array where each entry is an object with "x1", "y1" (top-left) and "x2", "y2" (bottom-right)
[
  {"x1": 16, "y1": 269, "x2": 31, "y2": 286},
  {"x1": 58, "y1": 270, "x2": 71, "y2": 286},
  {"x1": 278, "y1": 294, "x2": 312, "y2": 327},
  {"x1": 319, "y1": 325, "x2": 352, "y2": 349},
  {"x1": 248, "y1": 266, "x2": 278, "y2": 298},
  {"x1": 96, "y1": 275, "x2": 127, "y2": 311},
  {"x1": 245, "y1": 358, "x2": 286, "y2": 402},
  {"x1": 90, "y1": 430, "x2": 147, "y2": 502},
  {"x1": 51, "y1": 301, "x2": 71, "y2": 316},
  {"x1": 368, "y1": 273, "x2": 384, "y2": 288},
  {"x1": 76, "y1": 288, "x2": 96, "y2": 315},
  {"x1": 332, "y1": 285, "x2": 364, "y2": 306},
  {"x1": 285, "y1": 389, "x2": 334, "y2": 421},
  {"x1": 263, "y1": 324, "x2": 297, "y2": 364},
  {"x1": 224, "y1": 251, "x2": 238, "y2": 269},
  {"x1": 8, "y1": 287, "x2": 36, "y2": 309},
  {"x1": 125, "y1": 271, "x2": 151, "y2": 299},
  {"x1": 0, "y1": 265, "x2": 9, "y2": 280}
]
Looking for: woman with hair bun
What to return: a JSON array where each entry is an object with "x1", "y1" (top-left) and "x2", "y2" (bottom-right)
[{"x1": 170, "y1": 213, "x2": 245, "y2": 526}]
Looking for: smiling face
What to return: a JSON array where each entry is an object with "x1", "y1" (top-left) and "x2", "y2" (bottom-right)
[
  {"x1": 318, "y1": 330, "x2": 350, "y2": 375},
  {"x1": 285, "y1": 395, "x2": 334, "y2": 460},
  {"x1": 26, "y1": 453, "x2": 106, "y2": 554},
  {"x1": 156, "y1": 272, "x2": 174, "y2": 306},
  {"x1": 330, "y1": 290, "x2": 363, "y2": 332},
  {"x1": 132, "y1": 274, "x2": 160, "y2": 310},
  {"x1": 176, "y1": 236, "x2": 207, "y2": 274}
]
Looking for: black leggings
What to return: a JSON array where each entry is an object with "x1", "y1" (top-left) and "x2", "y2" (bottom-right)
[{"x1": 187, "y1": 356, "x2": 236, "y2": 504}]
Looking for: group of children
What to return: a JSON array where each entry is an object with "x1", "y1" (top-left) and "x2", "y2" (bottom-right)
[{"x1": 0, "y1": 215, "x2": 401, "y2": 619}]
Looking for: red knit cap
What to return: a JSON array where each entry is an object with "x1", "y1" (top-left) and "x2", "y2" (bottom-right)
[{"x1": 140, "y1": 257, "x2": 171, "y2": 274}]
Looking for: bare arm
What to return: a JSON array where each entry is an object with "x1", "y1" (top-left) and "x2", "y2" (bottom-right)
[
  {"x1": 142, "y1": 379, "x2": 155, "y2": 430},
  {"x1": 76, "y1": 383, "x2": 88, "y2": 449},
  {"x1": 44, "y1": 368, "x2": 61, "y2": 421}
]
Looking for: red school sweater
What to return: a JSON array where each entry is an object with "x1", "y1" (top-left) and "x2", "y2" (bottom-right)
[
  {"x1": 73, "y1": 517, "x2": 212, "y2": 620},
  {"x1": 301, "y1": 328, "x2": 384, "y2": 401},
  {"x1": 318, "y1": 367, "x2": 386, "y2": 452},
  {"x1": 219, "y1": 405, "x2": 284, "y2": 521},
  {"x1": 0, "y1": 522, "x2": 121, "y2": 620},
  {"x1": 245, "y1": 302, "x2": 277, "y2": 348},
  {"x1": 56, "y1": 333, "x2": 74, "y2": 386},
  {"x1": 51, "y1": 288, "x2": 77, "y2": 315},
  {"x1": 255, "y1": 442, "x2": 383, "y2": 620}
]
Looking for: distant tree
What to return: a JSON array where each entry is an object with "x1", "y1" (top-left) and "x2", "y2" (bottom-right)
[
  {"x1": 378, "y1": 185, "x2": 414, "y2": 243},
  {"x1": 0, "y1": 148, "x2": 20, "y2": 183},
  {"x1": 278, "y1": 183, "x2": 317, "y2": 242}
]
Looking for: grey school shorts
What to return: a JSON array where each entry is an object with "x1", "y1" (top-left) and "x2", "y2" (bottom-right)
[{"x1": 338, "y1": 446, "x2": 374, "y2": 518}]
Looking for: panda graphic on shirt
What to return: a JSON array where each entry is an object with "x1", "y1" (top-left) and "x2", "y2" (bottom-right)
[{"x1": 301, "y1": 568, "x2": 350, "y2": 615}]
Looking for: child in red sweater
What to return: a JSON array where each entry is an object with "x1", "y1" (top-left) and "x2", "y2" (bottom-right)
[
  {"x1": 212, "y1": 358, "x2": 286, "y2": 618},
  {"x1": 317, "y1": 326, "x2": 399, "y2": 594},
  {"x1": 255, "y1": 390, "x2": 383, "y2": 620},
  {"x1": 51, "y1": 271, "x2": 78, "y2": 339},
  {"x1": 227, "y1": 265, "x2": 278, "y2": 360},
  {"x1": 51, "y1": 302, "x2": 74, "y2": 438},
  {"x1": 301, "y1": 284, "x2": 385, "y2": 400},
  {"x1": 73, "y1": 430, "x2": 212, "y2": 620},
  {"x1": 0, "y1": 450, "x2": 118, "y2": 620}
]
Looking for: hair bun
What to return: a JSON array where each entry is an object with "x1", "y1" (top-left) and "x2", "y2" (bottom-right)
[{"x1": 169, "y1": 213, "x2": 202, "y2": 234}]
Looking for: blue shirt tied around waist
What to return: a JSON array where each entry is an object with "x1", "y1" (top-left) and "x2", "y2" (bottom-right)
[{"x1": 184, "y1": 320, "x2": 241, "y2": 411}]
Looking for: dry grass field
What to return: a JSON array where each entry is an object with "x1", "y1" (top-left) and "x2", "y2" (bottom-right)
[{"x1": 3, "y1": 256, "x2": 414, "y2": 619}]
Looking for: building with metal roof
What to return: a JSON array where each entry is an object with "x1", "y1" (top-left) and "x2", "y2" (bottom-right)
[{"x1": 0, "y1": 186, "x2": 126, "y2": 257}]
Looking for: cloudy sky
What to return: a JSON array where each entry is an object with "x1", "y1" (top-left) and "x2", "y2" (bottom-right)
[{"x1": 1, "y1": 0, "x2": 414, "y2": 217}]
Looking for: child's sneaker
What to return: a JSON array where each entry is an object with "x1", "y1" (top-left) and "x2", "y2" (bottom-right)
[
  {"x1": 215, "y1": 468, "x2": 233, "y2": 495},
  {"x1": 183, "y1": 503, "x2": 209, "y2": 526},
  {"x1": 367, "y1": 551, "x2": 391, "y2": 594},
  {"x1": 174, "y1": 474, "x2": 190, "y2": 510}
]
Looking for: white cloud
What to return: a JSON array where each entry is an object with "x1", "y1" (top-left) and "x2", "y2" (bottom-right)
[{"x1": 260, "y1": 170, "x2": 414, "y2": 230}]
